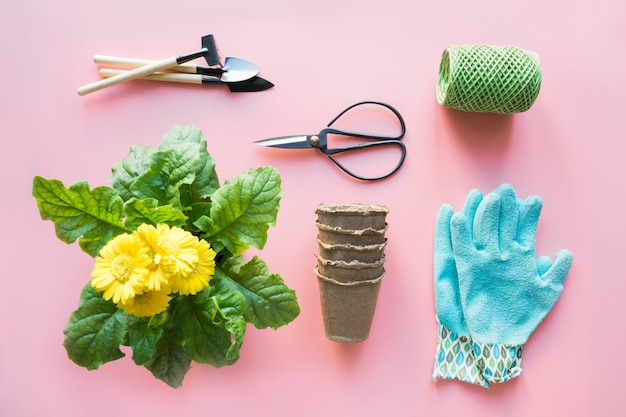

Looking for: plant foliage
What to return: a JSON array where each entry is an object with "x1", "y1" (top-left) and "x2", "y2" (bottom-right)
[{"x1": 32, "y1": 125, "x2": 300, "y2": 387}]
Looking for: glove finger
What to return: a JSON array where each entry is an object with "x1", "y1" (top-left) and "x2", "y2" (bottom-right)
[
  {"x1": 434, "y1": 204, "x2": 455, "y2": 269},
  {"x1": 517, "y1": 195, "x2": 543, "y2": 250},
  {"x1": 460, "y1": 189, "x2": 483, "y2": 238},
  {"x1": 450, "y1": 211, "x2": 476, "y2": 259},
  {"x1": 494, "y1": 184, "x2": 518, "y2": 251},
  {"x1": 541, "y1": 250, "x2": 574, "y2": 288},
  {"x1": 536, "y1": 255, "x2": 553, "y2": 276},
  {"x1": 434, "y1": 205, "x2": 468, "y2": 333},
  {"x1": 472, "y1": 192, "x2": 501, "y2": 252}
]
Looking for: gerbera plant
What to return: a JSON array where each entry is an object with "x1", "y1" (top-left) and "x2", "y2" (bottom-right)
[{"x1": 32, "y1": 124, "x2": 300, "y2": 388}]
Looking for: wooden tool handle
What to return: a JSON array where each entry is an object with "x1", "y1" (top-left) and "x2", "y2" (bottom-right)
[
  {"x1": 98, "y1": 68, "x2": 205, "y2": 84},
  {"x1": 93, "y1": 55, "x2": 197, "y2": 74},
  {"x1": 77, "y1": 56, "x2": 179, "y2": 95}
]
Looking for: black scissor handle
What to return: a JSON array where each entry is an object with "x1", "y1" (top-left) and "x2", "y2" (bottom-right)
[
  {"x1": 325, "y1": 100, "x2": 407, "y2": 141},
  {"x1": 320, "y1": 140, "x2": 407, "y2": 181},
  {"x1": 318, "y1": 101, "x2": 407, "y2": 181}
]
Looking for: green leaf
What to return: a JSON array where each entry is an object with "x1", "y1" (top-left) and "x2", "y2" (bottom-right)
[
  {"x1": 169, "y1": 288, "x2": 243, "y2": 367},
  {"x1": 128, "y1": 317, "x2": 165, "y2": 365},
  {"x1": 212, "y1": 288, "x2": 246, "y2": 361},
  {"x1": 123, "y1": 198, "x2": 188, "y2": 230},
  {"x1": 32, "y1": 176, "x2": 128, "y2": 257},
  {"x1": 185, "y1": 202, "x2": 212, "y2": 233},
  {"x1": 215, "y1": 256, "x2": 300, "y2": 329},
  {"x1": 144, "y1": 333, "x2": 191, "y2": 388},
  {"x1": 77, "y1": 280, "x2": 105, "y2": 307},
  {"x1": 128, "y1": 143, "x2": 200, "y2": 207},
  {"x1": 160, "y1": 124, "x2": 220, "y2": 205},
  {"x1": 110, "y1": 145, "x2": 158, "y2": 201},
  {"x1": 160, "y1": 124, "x2": 206, "y2": 148},
  {"x1": 63, "y1": 284, "x2": 129, "y2": 370},
  {"x1": 198, "y1": 166, "x2": 282, "y2": 256},
  {"x1": 109, "y1": 136, "x2": 201, "y2": 208}
]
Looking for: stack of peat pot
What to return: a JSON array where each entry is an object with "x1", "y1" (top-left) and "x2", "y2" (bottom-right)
[{"x1": 314, "y1": 203, "x2": 389, "y2": 343}]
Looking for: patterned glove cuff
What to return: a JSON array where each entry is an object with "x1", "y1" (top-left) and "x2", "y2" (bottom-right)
[
  {"x1": 433, "y1": 323, "x2": 490, "y2": 388},
  {"x1": 473, "y1": 342, "x2": 524, "y2": 383}
]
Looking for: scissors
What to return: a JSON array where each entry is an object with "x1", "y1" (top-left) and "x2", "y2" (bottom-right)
[{"x1": 254, "y1": 101, "x2": 407, "y2": 181}]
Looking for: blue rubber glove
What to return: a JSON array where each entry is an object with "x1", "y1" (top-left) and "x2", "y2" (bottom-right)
[
  {"x1": 433, "y1": 185, "x2": 535, "y2": 387},
  {"x1": 432, "y1": 189, "x2": 489, "y2": 387},
  {"x1": 451, "y1": 184, "x2": 573, "y2": 383}
]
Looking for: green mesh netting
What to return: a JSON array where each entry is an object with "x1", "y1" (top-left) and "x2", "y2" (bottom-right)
[{"x1": 436, "y1": 45, "x2": 542, "y2": 114}]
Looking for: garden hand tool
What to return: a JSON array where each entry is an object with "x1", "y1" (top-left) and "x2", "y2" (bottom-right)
[
  {"x1": 78, "y1": 34, "x2": 232, "y2": 95},
  {"x1": 98, "y1": 69, "x2": 274, "y2": 93},
  {"x1": 254, "y1": 101, "x2": 407, "y2": 181}
]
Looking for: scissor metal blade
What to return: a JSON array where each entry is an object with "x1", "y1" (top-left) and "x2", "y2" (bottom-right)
[{"x1": 254, "y1": 135, "x2": 311, "y2": 148}]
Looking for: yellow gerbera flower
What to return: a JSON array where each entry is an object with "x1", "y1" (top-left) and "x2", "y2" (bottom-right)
[
  {"x1": 136, "y1": 224, "x2": 204, "y2": 291},
  {"x1": 117, "y1": 290, "x2": 172, "y2": 317},
  {"x1": 156, "y1": 225, "x2": 200, "y2": 277},
  {"x1": 91, "y1": 233, "x2": 151, "y2": 305},
  {"x1": 134, "y1": 224, "x2": 168, "y2": 291},
  {"x1": 171, "y1": 239, "x2": 217, "y2": 295}
]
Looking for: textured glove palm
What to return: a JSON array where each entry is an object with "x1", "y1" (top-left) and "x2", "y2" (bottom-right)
[{"x1": 451, "y1": 184, "x2": 573, "y2": 383}]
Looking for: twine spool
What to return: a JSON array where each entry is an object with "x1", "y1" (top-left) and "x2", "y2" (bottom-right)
[{"x1": 436, "y1": 45, "x2": 542, "y2": 114}]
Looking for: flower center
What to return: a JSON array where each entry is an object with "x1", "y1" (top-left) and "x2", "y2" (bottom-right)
[{"x1": 111, "y1": 255, "x2": 133, "y2": 283}]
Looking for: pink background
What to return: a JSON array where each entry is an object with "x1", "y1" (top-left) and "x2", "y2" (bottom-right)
[{"x1": 1, "y1": 0, "x2": 622, "y2": 416}]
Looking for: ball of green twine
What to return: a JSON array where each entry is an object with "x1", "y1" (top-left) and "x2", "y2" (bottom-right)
[{"x1": 436, "y1": 45, "x2": 542, "y2": 114}]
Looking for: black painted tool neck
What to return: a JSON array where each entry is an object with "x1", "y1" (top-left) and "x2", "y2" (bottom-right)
[{"x1": 176, "y1": 48, "x2": 208, "y2": 64}]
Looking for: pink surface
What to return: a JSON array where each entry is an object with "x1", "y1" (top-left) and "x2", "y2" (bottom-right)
[{"x1": 1, "y1": 0, "x2": 622, "y2": 416}]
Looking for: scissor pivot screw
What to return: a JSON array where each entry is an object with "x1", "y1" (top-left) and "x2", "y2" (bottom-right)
[{"x1": 309, "y1": 136, "x2": 320, "y2": 147}]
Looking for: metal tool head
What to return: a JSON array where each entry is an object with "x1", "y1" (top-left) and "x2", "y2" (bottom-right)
[
  {"x1": 221, "y1": 57, "x2": 260, "y2": 82},
  {"x1": 201, "y1": 34, "x2": 221, "y2": 66},
  {"x1": 227, "y1": 76, "x2": 274, "y2": 92},
  {"x1": 200, "y1": 35, "x2": 261, "y2": 82}
]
